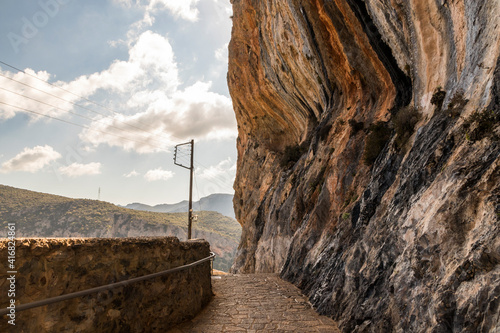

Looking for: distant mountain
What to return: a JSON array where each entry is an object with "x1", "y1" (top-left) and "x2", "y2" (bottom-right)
[
  {"x1": 0, "y1": 185, "x2": 240, "y2": 272},
  {"x1": 124, "y1": 193, "x2": 235, "y2": 219}
]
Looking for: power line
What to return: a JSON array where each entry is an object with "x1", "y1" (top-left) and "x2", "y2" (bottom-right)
[
  {"x1": 0, "y1": 72, "x2": 175, "y2": 147},
  {"x1": 0, "y1": 86, "x2": 171, "y2": 147},
  {"x1": 0, "y1": 60, "x2": 116, "y2": 116},
  {"x1": 194, "y1": 171, "x2": 234, "y2": 191},
  {"x1": 0, "y1": 60, "x2": 239, "y2": 189},
  {"x1": 0, "y1": 60, "x2": 238, "y2": 152},
  {"x1": 1, "y1": 99, "x2": 235, "y2": 186},
  {"x1": 194, "y1": 159, "x2": 236, "y2": 189},
  {"x1": 0, "y1": 101, "x2": 167, "y2": 151},
  {"x1": 0, "y1": 90, "x2": 237, "y2": 183},
  {"x1": 1, "y1": 90, "x2": 235, "y2": 189},
  {"x1": 0, "y1": 72, "x2": 104, "y2": 117},
  {"x1": 0, "y1": 60, "x2": 183, "y2": 144},
  {"x1": 0, "y1": 86, "x2": 95, "y2": 122}
]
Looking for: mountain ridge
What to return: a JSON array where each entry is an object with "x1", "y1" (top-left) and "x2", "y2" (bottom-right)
[
  {"x1": 0, "y1": 184, "x2": 240, "y2": 271},
  {"x1": 123, "y1": 193, "x2": 235, "y2": 219}
]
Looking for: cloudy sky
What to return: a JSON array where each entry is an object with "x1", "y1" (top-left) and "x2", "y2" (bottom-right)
[{"x1": 0, "y1": 0, "x2": 237, "y2": 206}]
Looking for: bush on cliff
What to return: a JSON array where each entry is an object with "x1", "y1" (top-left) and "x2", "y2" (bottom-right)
[
  {"x1": 393, "y1": 106, "x2": 421, "y2": 150},
  {"x1": 348, "y1": 119, "x2": 365, "y2": 135},
  {"x1": 281, "y1": 143, "x2": 308, "y2": 168},
  {"x1": 363, "y1": 121, "x2": 391, "y2": 166},
  {"x1": 431, "y1": 87, "x2": 446, "y2": 111},
  {"x1": 446, "y1": 91, "x2": 468, "y2": 118},
  {"x1": 464, "y1": 109, "x2": 500, "y2": 141}
]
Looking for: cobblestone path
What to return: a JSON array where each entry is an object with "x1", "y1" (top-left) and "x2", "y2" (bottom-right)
[{"x1": 168, "y1": 274, "x2": 340, "y2": 332}]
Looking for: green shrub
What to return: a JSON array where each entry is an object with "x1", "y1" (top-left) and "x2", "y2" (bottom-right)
[
  {"x1": 393, "y1": 106, "x2": 420, "y2": 149},
  {"x1": 349, "y1": 119, "x2": 364, "y2": 134},
  {"x1": 446, "y1": 92, "x2": 468, "y2": 118},
  {"x1": 309, "y1": 166, "x2": 327, "y2": 192},
  {"x1": 343, "y1": 190, "x2": 359, "y2": 208},
  {"x1": 363, "y1": 121, "x2": 391, "y2": 165},
  {"x1": 404, "y1": 64, "x2": 411, "y2": 76},
  {"x1": 464, "y1": 109, "x2": 499, "y2": 141},
  {"x1": 319, "y1": 123, "x2": 333, "y2": 141},
  {"x1": 281, "y1": 143, "x2": 307, "y2": 168},
  {"x1": 431, "y1": 87, "x2": 446, "y2": 111}
]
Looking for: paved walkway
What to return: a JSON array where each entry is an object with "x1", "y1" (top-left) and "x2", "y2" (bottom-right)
[{"x1": 168, "y1": 274, "x2": 340, "y2": 332}]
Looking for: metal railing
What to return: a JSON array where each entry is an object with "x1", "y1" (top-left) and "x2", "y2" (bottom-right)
[{"x1": 0, "y1": 252, "x2": 215, "y2": 316}]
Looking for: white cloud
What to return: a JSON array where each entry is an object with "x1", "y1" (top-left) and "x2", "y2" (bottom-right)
[
  {"x1": 113, "y1": 0, "x2": 200, "y2": 24},
  {"x1": 124, "y1": 169, "x2": 139, "y2": 177},
  {"x1": 148, "y1": 0, "x2": 200, "y2": 22},
  {"x1": 195, "y1": 157, "x2": 236, "y2": 196},
  {"x1": 0, "y1": 31, "x2": 178, "y2": 121},
  {"x1": 1, "y1": 28, "x2": 235, "y2": 154},
  {"x1": 215, "y1": 43, "x2": 228, "y2": 62},
  {"x1": 144, "y1": 168, "x2": 174, "y2": 181},
  {"x1": 58, "y1": 162, "x2": 101, "y2": 177},
  {"x1": 159, "y1": 81, "x2": 236, "y2": 139},
  {"x1": 1, "y1": 145, "x2": 61, "y2": 173},
  {"x1": 79, "y1": 32, "x2": 236, "y2": 153},
  {"x1": 69, "y1": 31, "x2": 179, "y2": 95},
  {"x1": 0, "y1": 68, "x2": 80, "y2": 121},
  {"x1": 197, "y1": 157, "x2": 236, "y2": 180}
]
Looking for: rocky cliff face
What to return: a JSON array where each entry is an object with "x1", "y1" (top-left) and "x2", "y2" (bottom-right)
[{"x1": 228, "y1": 0, "x2": 500, "y2": 331}]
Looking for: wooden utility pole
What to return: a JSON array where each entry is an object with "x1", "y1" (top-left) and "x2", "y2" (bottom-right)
[
  {"x1": 174, "y1": 140, "x2": 194, "y2": 239},
  {"x1": 187, "y1": 140, "x2": 194, "y2": 239}
]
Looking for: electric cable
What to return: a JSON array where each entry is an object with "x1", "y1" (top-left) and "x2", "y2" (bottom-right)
[
  {"x1": 0, "y1": 101, "x2": 167, "y2": 151},
  {"x1": 0, "y1": 60, "x2": 115, "y2": 115},
  {"x1": 0, "y1": 60, "x2": 238, "y2": 154},
  {"x1": 1, "y1": 60, "x2": 239, "y2": 189},
  {"x1": 0, "y1": 61, "x2": 185, "y2": 144},
  {"x1": 0, "y1": 72, "x2": 175, "y2": 147},
  {"x1": 0, "y1": 86, "x2": 170, "y2": 147},
  {"x1": 194, "y1": 159, "x2": 236, "y2": 190}
]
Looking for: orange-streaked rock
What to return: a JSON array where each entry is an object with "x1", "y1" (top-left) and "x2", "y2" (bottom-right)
[{"x1": 228, "y1": 0, "x2": 500, "y2": 331}]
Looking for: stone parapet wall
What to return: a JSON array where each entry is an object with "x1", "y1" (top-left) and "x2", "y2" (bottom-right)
[{"x1": 0, "y1": 237, "x2": 212, "y2": 332}]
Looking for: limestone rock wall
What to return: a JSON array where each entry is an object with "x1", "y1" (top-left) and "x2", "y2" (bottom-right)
[
  {"x1": 0, "y1": 237, "x2": 212, "y2": 332},
  {"x1": 229, "y1": 0, "x2": 500, "y2": 331}
]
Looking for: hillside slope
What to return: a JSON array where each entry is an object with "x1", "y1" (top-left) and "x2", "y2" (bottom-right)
[
  {"x1": 125, "y1": 193, "x2": 235, "y2": 219},
  {"x1": 0, "y1": 185, "x2": 241, "y2": 271},
  {"x1": 228, "y1": 0, "x2": 499, "y2": 331}
]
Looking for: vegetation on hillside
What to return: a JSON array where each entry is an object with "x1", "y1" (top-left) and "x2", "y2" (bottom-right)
[{"x1": 0, "y1": 185, "x2": 241, "y2": 271}]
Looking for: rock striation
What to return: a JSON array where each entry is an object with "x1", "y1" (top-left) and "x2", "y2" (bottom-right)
[{"x1": 228, "y1": 0, "x2": 499, "y2": 331}]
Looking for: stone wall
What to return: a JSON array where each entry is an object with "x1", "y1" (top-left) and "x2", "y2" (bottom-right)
[{"x1": 0, "y1": 237, "x2": 212, "y2": 332}]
